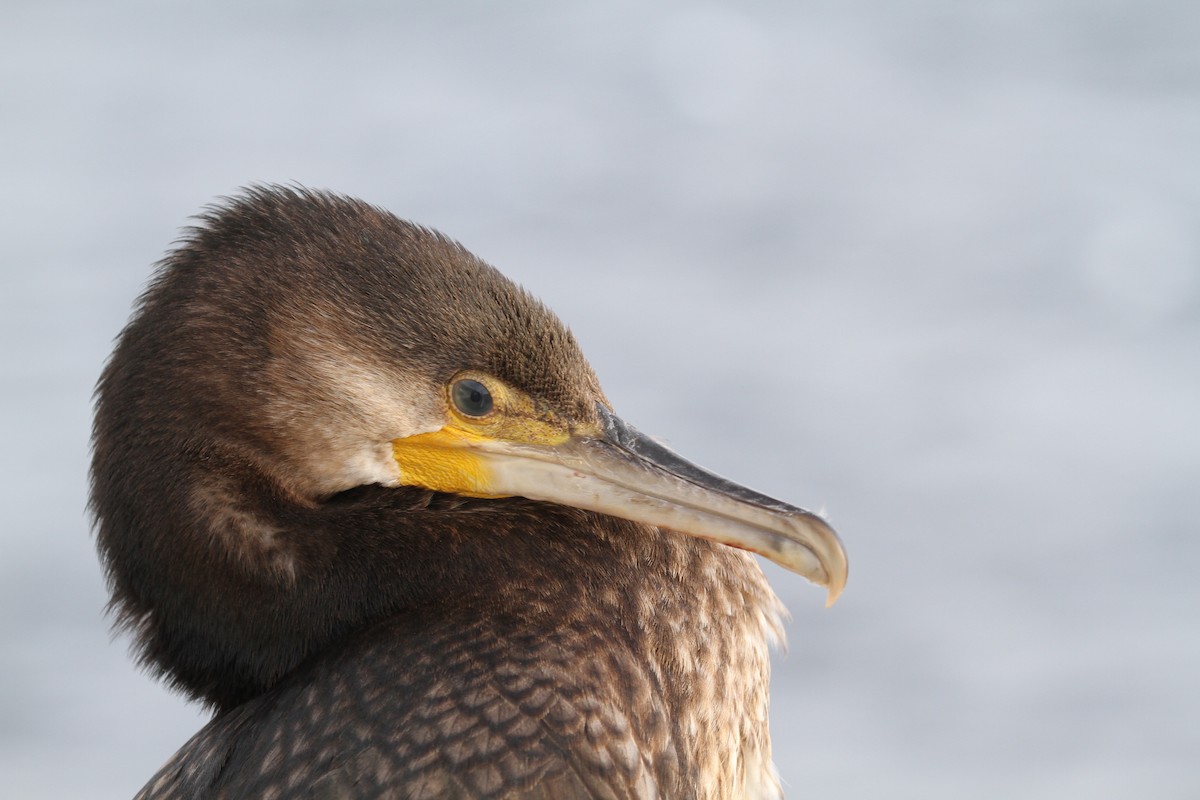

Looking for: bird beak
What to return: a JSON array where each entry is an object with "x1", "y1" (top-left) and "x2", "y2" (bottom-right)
[{"x1": 401, "y1": 404, "x2": 848, "y2": 605}]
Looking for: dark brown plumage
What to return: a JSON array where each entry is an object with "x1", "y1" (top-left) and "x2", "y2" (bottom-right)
[{"x1": 91, "y1": 186, "x2": 845, "y2": 799}]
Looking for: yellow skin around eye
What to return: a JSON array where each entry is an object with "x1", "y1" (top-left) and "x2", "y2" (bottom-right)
[{"x1": 391, "y1": 375, "x2": 580, "y2": 498}]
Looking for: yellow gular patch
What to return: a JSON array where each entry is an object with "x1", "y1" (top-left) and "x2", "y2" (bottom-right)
[{"x1": 391, "y1": 428, "x2": 501, "y2": 498}]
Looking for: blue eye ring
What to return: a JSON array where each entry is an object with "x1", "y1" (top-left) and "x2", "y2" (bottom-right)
[{"x1": 451, "y1": 378, "x2": 494, "y2": 418}]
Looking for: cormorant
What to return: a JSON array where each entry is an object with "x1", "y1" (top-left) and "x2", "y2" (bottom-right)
[{"x1": 90, "y1": 186, "x2": 847, "y2": 799}]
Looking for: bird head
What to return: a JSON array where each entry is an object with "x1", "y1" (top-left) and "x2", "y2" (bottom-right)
[{"x1": 91, "y1": 186, "x2": 846, "y2": 707}]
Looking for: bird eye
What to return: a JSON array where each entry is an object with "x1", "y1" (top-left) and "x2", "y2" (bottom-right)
[{"x1": 451, "y1": 379, "x2": 494, "y2": 417}]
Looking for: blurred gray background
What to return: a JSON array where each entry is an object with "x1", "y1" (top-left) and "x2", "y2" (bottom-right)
[{"x1": 2, "y1": 1, "x2": 1197, "y2": 797}]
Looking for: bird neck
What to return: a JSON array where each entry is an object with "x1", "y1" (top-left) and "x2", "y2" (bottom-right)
[{"x1": 97, "y1": 451, "x2": 786, "y2": 796}]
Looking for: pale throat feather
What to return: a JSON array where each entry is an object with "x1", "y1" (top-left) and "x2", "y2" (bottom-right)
[{"x1": 628, "y1": 539, "x2": 787, "y2": 800}]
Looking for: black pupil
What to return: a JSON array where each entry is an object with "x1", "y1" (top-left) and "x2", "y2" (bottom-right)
[{"x1": 452, "y1": 379, "x2": 493, "y2": 417}]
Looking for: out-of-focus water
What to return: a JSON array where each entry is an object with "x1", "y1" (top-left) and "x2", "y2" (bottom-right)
[{"x1": 2, "y1": 1, "x2": 1197, "y2": 797}]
